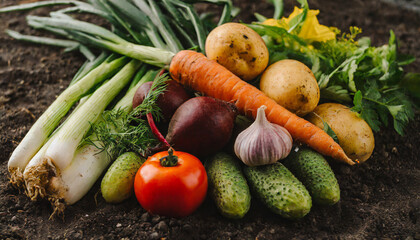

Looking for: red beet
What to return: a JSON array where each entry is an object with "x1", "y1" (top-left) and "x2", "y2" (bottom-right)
[
  {"x1": 166, "y1": 96, "x2": 238, "y2": 157},
  {"x1": 132, "y1": 80, "x2": 190, "y2": 122}
]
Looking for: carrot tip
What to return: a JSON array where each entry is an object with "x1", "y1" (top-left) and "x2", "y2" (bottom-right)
[{"x1": 344, "y1": 156, "x2": 356, "y2": 166}]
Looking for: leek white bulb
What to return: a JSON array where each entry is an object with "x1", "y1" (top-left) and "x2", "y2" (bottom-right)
[{"x1": 234, "y1": 105, "x2": 293, "y2": 166}]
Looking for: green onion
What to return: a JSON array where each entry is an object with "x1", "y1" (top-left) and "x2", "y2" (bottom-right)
[
  {"x1": 25, "y1": 16, "x2": 175, "y2": 67},
  {"x1": 25, "y1": 69, "x2": 156, "y2": 213},
  {"x1": 43, "y1": 60, "x2": 142, "y2": 171},
  {"x1": 22, "y1": 60, "x2": 142, "y2": 209},
  {"x1": 8, "y1": 55, "x2": 128, "y2": 182}
]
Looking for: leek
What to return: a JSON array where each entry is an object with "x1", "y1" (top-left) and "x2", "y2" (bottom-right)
[
  {"x1": 8, "y1": 55, "x2": 128, "y2": 185},
  {"x1": 24, "y1": 69, "x2": 156, "y2": 214},
  {"x1": 22, "y1": 60, "x2": 142, "y2": 198}
]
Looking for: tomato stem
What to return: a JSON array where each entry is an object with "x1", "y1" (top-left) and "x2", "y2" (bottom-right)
[{"x1": 159, "y1": 148, "x2": 178, "y2": 167}]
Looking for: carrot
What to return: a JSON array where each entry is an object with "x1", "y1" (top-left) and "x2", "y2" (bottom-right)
[{"x1": 170, "y1": 50, "x2": 355, "y2": 165}]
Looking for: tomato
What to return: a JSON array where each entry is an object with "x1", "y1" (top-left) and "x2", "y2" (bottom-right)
[{"x1": 134, "y1": 149, "x2": 208, "y2": 218}]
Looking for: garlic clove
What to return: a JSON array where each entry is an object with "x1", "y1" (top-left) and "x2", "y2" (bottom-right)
[{"x1": 234, "y1": 105, "x2": 293, "y2": 166}]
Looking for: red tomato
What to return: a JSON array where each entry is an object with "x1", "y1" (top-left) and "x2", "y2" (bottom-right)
[{"x1": 134, "y1": 149, "x2": 208, "y2": 218}]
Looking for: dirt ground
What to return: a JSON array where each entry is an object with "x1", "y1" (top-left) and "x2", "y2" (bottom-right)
[{"x1": 0, "y1": 0, "x2": 419, "y2": 239}]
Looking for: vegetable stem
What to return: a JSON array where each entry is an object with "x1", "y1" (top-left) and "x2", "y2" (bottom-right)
[
  {"x1": 44, "y1": 60, "x2": 142, "y2": 171},
  {"x1": 147, "y1": 113, "x2": 170, "y2": 148},
  {"x1": 8, "y1": 55, "x2": 128, "y2": 178},
  {"x1": 159, "y1": 148, "x2": 178, "y2": 167}
]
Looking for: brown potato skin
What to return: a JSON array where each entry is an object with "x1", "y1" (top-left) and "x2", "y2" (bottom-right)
[
  {"x1": 306, "y1": 103, "x2": 375, "y2": 163},
  {"x1": 205, "y1": 23, "x2": 269, "y2": 81},
  {"x1": 259, "y1": 59, "x2": 320, "y2": 116}
]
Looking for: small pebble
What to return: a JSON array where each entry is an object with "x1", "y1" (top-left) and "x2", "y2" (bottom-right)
[
  {"x1": 140, "y1": 222, "x2": 151, "y2": 229},
  {"x1": 73, "y1": 232, "x2": 82, "y2": 240},
  {"x1": 392, "y1": 147, "x2": 398, "y2": 154},
  {"x1": 140, "y1": 212, "x2": 150, "y2": 222},
  {"x1": 183, "y1": 224, "x2": 193, "y2": 232},
  {"x1": 169, "y1": 219, "x2": 178, "y2": 227},
  {"x1": 116, "y1": 223, "x2": 122, "y2": 228},
  {"x1": 149, "y1": 232, "x2": 159, "y2": 240},
  {"x1": 151, "y1": 215, "x2": 160, "y2": 223},
  {"x1": 156, "y1": 221, "x2": 168, "y2": 232},
  {"x1": 244, "y1": 226, "x2": 253, "y2": 232}
]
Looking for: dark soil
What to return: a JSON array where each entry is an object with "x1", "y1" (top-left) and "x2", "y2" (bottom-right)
[{"x1": 1, "y1": 0, "x2": 419, "y2": 239}]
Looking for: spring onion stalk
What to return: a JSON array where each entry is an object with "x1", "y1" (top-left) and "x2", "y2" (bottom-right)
[
  {"x1": 0, "y1": 1, "x2": 82, "y2": 13},
  {"x1": 24, "y1": 69, "x2": 155, "y2": 213},
  {"x1": 22, "y1": 93, "x2": 93, "y2": 197},
  {"x1": 21, "y1": 95, "x2": 89, "y2": 200},
  {"x1": 71, "y1": 51, "x2": 109, "y2": 85},
  {"x1": 51, "y1": 145, "x2": 109, "y2": 208},
  {"x1": 0, "y1": 0, "x2": 109, "y2": 18},
  {"x1": 42, "y1": 60, "x2": 142, "y2": 171},
  {"x1": 134, "y1": 0, "x2": 183, "y2": 53},
  {"x1": 5, "y1": 29, "x2": 78, "y2": 49},
  {"x1": 27, "y1": 16, "x2": 175, "y2": 67},
  {"x1": 8, "y1": 55, "x2": 128, "y2": 185},
  {"x1": 161, "y1": 0, "x2": 207, "y2": 51},
  {"x1": 104, "y1": 0, "x2": 165, "y2": 48},
  {"x1": 5, "y1": 30, "x2": 96, "y2": 61},
  {"x1": 22, "y1": 59, "x2": 142, "y2": 206},
  {"x1": 185, "y1": 0, "x2": 235, "y2": 26}
]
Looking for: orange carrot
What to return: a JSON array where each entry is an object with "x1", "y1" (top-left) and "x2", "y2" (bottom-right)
[{"x1": 170, "y1": 50, "x2": 355, "y2": 165}]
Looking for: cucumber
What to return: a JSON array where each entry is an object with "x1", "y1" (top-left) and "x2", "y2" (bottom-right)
[
  {"x1": 243, "y1": 162, "x2": 312, "y2": 219},
  {"x1": 284, "y1": 148, "x2": 340, "y2": 205},
  {"x1": 206, "y1": 152, "x2": 251, "y2": 219},
  {"x1": 101, "y1": 152, "x2": 145, "y2": 203}
]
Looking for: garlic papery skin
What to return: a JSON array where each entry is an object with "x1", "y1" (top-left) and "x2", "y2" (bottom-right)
[{"x1": 234, "y1": 105, "x2": 293, "y2": 166}]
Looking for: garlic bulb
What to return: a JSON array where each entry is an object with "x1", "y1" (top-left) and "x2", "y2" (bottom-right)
[{"x1": 234, "y1": 105, "x2": 293, "y2": 166}]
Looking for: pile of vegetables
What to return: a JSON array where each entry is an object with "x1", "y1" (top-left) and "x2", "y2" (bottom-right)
[
  {"x1": 250, "y1": 0, "x2": 418, "y2": 135},
  {"x1": 1, "y1": 0, "x2": 418, "y2": 220}
]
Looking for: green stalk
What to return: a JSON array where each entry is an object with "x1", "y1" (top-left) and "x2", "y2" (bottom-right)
[
  {"x1": 167, "y1": 0, "x2": 207, "y2": 51},
  {"x1": 5, "y1": 29, "x2": 78, "y2": 48},
  {"x1": 133, "y1": 0, "x2": 182, "y2": 53},
  {"x1": 44, "y1": 60, "x2": 142, "y2": 171},
  {"x1": 7, "y1": 55, "x2": 128, "y2": 177},
  {"x1": 96, "y1": 0, "x2": 144, "y2": 44},
  {"x1": 26, "y1": 16, "x2": 175, "y2": 67},
  {"x1": 0, "y1": 0, "x2": 82, "y2": 12},
  {"x1": 71, "y1": 52, "x2": 109, "y2": 85},
  {"x1": 48, "y1": 70, "x2": 155, "y2": 210},
  {"x1": 21, "y1": 93, "x2": 92, "y2": 195},
  {"x1": 5, "y1": 29, "x2": 98, "y2": 61}
]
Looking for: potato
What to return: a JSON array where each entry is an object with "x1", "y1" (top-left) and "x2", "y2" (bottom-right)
[
  {"x1": 205, "y1": 22, "x2": 269, "y2": 81},
  {"x1": 306, "y1": 103, "x2": 375, "y2": 163},
  {"x1": 260, "y1": 59, "x2": 320, "y2": 116}
]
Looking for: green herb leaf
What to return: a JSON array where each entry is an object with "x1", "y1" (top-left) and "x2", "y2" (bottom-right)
[
  {"x1": 87, "y1": 72, "x2": 169, "y2": 158},
  {"x1": 352, "y1": 90, "x2": 362, "y2": 112},
  {"x1": 322, "y1": 121, "x2": 339, "y2": 144}
]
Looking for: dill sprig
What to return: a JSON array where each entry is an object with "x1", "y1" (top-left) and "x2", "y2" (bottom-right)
[{"x1": 86, "y1": 72, "x2": 169, "y2": 159}]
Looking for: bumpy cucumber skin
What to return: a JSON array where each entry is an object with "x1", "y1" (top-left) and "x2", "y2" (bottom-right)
[
  {"x1": 206, "y1": 152, "x2": 251, "y2": 219},
  {"x1": 244, "y1": 162, "x2": 312, "y2": 219},
  {"x1": 101, "y1": 152, "x2": 145, "y2": 203},
  {"x1": 284, "y1": 148, "x2": 340, "y2": 206}
]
